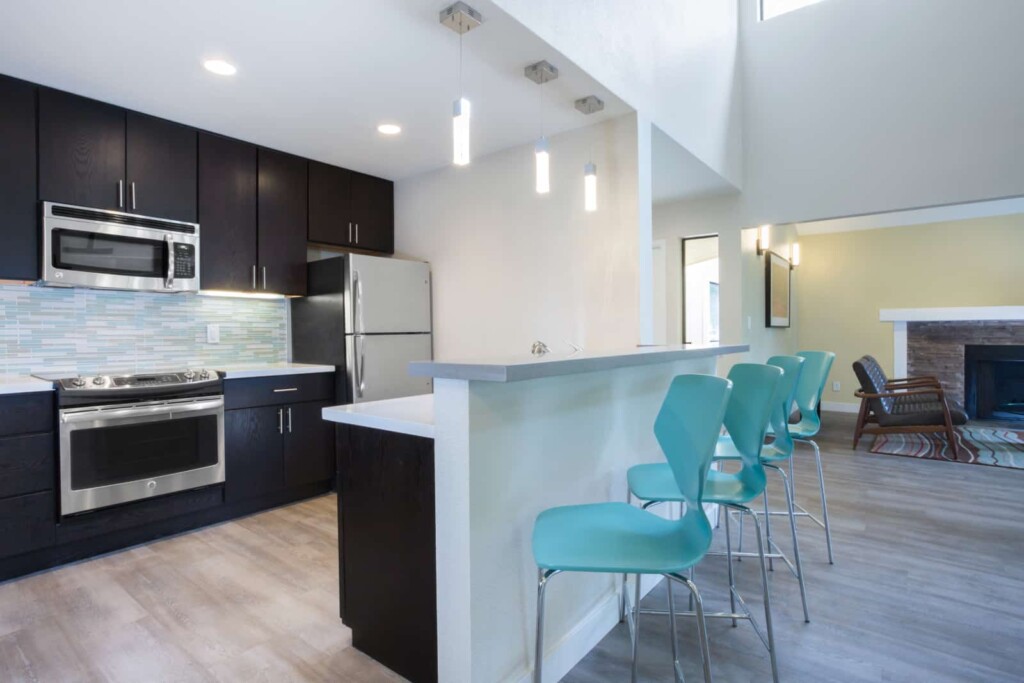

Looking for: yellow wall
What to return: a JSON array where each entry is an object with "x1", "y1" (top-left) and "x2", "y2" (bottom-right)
[{"x1": 795, "y1": 214, "x2": 1024, "y2": 408}]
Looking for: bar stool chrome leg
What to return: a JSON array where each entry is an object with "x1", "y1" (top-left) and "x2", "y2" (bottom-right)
[
  {"x1": 809, "y1": 438, "x2": 835, "y2": 564},
  {"x1": 767, "y1": 463, "x2": 810, "y2": 622},
  {"x1": 533, "y1": 568, "x2": 561, "y2": 683}
]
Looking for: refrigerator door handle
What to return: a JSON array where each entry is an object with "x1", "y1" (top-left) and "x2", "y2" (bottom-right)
[
  {"x1": 355, "y1": 336, "x2": 366, "y2": 399},
  {"x1": 354, "y1": 270, "x2": 365, "y2": 334}
]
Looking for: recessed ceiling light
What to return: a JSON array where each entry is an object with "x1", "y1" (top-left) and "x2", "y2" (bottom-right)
[
  {"x1": 377, "y1": 123, "x2": 402, "y2": 136},
  {"x1": 203, "y1": 59, "x2": 237, "y2": 76}
]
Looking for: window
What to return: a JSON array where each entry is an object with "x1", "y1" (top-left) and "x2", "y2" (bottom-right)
[{"x1": 760, "y1": 0, "x2": 827, "y2": 21}]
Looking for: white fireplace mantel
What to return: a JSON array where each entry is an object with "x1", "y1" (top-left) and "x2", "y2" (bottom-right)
[{"x1": 880, "y1": 306, "x2": 1024, "y2": 376}]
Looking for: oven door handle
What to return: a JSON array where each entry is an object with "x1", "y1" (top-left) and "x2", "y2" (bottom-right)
[{"x1": 60, "y1": 397, "x2": 224, "y2": 425}]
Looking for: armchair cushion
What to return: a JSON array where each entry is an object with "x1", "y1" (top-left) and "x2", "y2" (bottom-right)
[{"x1": 880, "y1": 394, "x2": 969, "y2": 427}]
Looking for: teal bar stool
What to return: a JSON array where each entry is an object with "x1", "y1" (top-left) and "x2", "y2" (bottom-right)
[
  {"x1": 626, "y1": 364, "x2": 784, "y2": 683},
  {"x1": 719, "y1": 355, "x2": 810, "y2": 623},
  {"x1": 790, "y1": 350, "x2": 837, "y2": 564},
  {"x1": 532, "y1": 374, "x2": 731, "y2": 683}
]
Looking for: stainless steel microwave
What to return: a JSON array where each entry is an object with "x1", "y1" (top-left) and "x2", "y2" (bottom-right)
[{"x1": 40, "y1": 202, "x2": 200, "y2": 293}]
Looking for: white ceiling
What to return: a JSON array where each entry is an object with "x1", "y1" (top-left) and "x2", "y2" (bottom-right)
[
  {"x1": 0, "y1": 0, "x2": 629, "y2": 181},
  {"x1": 651, "y1": 125, "x2": 737, "y2": 205}
]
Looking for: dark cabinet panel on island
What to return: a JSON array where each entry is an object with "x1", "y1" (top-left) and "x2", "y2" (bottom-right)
[
  {"x1": 38, "y1": 88, "x2": 126, "y2": 211},
  {"x1": 258, "y1": 148, "x2": 308, "y2": 296},
  {"x1": 0, "y1": 75, "x2": 38, "y2": 281},
  {"x1": 338, "y1": 425, "x2": 437, "y2": 683},
  {"x1": 126, "y1": 111, "x2": 197, "y2": 222},
  {"x1": 198, "y1": 132, "x2": 258, "y2": 291}
]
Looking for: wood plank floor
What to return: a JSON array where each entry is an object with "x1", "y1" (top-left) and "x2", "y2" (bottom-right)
[
  {"x1": 1, "y1": 412, "x2": 1021, "y2": 682},
  {"x1": 564, "y1": 412, "x2": 1024, "y2": 682},
  {"x1": 0, "y1": 496, "x2": 403, "y2": 683}
]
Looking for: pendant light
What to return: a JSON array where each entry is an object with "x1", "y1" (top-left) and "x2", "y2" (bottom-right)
[
  {"x1": 440, "y1": 3, "x2": 482, "y2": 167},
  {"x1": 583, "y1": 162, "x2": 597, "y2": 212},
  {"x1": 525, "y1": 61, "x2": 558, "y2": 194}
]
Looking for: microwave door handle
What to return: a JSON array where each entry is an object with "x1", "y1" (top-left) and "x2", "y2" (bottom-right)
[{"x1": 165, "y1": 236, "x2": 175, "y2": 289}]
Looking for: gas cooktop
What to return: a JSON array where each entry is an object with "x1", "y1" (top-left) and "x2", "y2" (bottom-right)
[{"x1": 32, "y1": 369, "x2": 220, "y2": 392}]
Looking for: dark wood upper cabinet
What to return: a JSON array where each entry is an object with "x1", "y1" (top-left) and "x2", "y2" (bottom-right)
[
  {"x1": 198, "y1": 133, "x2": 258, "y2": 291},
  {"x1": 350, "y1": 172, "x2": 394, "y2": 254},
  {"x1": 38, "y1": 88, "x2": 126, "y2": 211},
  {"x1": 126, "y1": 112, "x2": 197, "y2": 222},
  {"x1": 0, "y1": 75, "x2": 38, "y2": 281},
  {"x1": 258, "y1": 148, "x2": 307, "y2": 296},
  {"x1": 308, "y1": 161, "x2": 353, "y2": 246},
  {"x1": 309, "y1": 161, "x2": 393, "y2": 254}
]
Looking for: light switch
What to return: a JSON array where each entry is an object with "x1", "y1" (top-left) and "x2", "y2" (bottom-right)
[
  {"x1": 832, "y1": 381, "x2": 841, "y2": 392},
  {"x1": 207, "y1": 324, "x2": 221, "y2": 344}
]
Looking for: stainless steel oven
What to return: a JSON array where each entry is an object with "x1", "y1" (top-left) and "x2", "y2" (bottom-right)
[
  {"x1": 53, "y1": 370, "x2": 224, "y2": 515},
  {"x1": 41, "y1": 201, "x2": 200, "y2": 292}
]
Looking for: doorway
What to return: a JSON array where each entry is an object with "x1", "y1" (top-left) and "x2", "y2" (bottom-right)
[{"x1": 682, "y1": 235, "x2": 719, "y2": 345}]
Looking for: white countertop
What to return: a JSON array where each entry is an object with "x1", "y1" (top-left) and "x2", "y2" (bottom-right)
[
  {"x1": 0, "y1": 375, "x2": 55, "y2": 395},
  {"x1": 216, "y1": 362, "x2": 335, "y2": 379},
  {"x1": 322, "y1": 394, "x2": 434, "y2": 439},
  {"x1": 408, "y1": 343, "x2": 749, "y2": 383}
]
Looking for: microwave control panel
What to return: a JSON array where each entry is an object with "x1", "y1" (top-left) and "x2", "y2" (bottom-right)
[{"x1": 173, "y1": 243, "x2": 196, "y2": 279}]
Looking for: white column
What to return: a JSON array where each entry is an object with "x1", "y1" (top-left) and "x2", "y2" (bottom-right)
[
  {"x1": 893, "y1": 320, "x2": 908, "y2": 377},
  {"x1": 635, "y1": 112, "x2": 654, "y2": 345}
]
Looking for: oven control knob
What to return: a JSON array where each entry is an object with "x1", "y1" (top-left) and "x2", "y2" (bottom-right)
[
  {"x1": 146, "y1": 480, "x2": 157, "y2": 490},
  {"x1": 92, "y1": 377, "x2": 105, "y2": 386},
  {"x1": 183, "y1": 369, "x2": 195, "y2": 381},
  {"x1": 199, "y1": 370, "x2": 211, "y2": 380},
  {"x1": 70, "y1": 377, "x2": 86, "y2": 388}
]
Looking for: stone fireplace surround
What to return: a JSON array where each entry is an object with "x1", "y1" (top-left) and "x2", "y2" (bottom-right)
[{"x1": 880, "y1": 307, "x2": 1024, "y2": 407}]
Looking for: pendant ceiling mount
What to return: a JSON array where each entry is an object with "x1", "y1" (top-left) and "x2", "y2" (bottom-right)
[
  {"x1": 524, "y1": 60, "x2": 559, "y2": 85},
  {"x1": 439, "y1": 2, "x2": 483, "y2": 34}
]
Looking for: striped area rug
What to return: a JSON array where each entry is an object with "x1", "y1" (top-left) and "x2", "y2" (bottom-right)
[{"x1": 869, "y1": 426, "x2": 1024, "y2": 469}]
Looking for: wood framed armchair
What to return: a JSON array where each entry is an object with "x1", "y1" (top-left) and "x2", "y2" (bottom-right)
[{"x1": 851, "y1": 355, "x2": 968, "y2": 457}]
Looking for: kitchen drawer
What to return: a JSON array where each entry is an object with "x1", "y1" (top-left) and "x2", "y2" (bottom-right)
[
  {"x1": 0, "y1": 433, "x2": 54, "y2": 498},
  {"x1": 224, "y1": 372, "x2": 334, "y2": 410},
  {"x1": 0, "y1": 393, "x2": 54, "y2": 437},
  {"x1": 0, "y1": 491, "x2": 56, "y2": 559},
  {"x1": 56, "y1": 484, "x2": 223, "y2": 545}
]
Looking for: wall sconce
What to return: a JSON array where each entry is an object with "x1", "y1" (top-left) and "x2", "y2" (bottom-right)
[
  {"x1": 790, "y1": 242, "x2": 801, "y2": 269},
  {"x1": 756, "y1": 225, "x2": 771, "y2": 255}
]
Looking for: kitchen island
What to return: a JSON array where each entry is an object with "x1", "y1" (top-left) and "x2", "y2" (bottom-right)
[{"x1": 323, "y1": 343, "x2": 748, "y2": 683}]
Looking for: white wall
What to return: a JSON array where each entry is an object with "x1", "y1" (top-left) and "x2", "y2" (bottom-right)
[
  {"x1": 492, "y1": 0, "x2": 742, "y2": 189},
  {"x1": 741, "y1": 0, "x2": 1024, "y2": 223},
  {"x1": 395, "y1": 115, "x2": 640, "y2": 360}
]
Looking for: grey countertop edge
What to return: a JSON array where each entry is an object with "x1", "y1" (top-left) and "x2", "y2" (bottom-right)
[{"x1": 408, "y1": 344, "x2": 750, "y2": 383}]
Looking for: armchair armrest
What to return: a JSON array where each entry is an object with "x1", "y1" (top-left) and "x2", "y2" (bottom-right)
[
  {"x1": 855, "y1": 386, "x2": 945, "y2": 401},
  {"x1": 885, "y1": 376, "x2": 941, "y2": 388}
]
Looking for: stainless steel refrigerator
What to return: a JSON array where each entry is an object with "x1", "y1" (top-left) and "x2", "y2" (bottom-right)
[{"x1": 291, "y1": 254, "x2": 433, "y2": 404}]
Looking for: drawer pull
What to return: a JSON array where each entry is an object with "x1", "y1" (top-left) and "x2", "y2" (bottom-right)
[{"x1": 273, "y1": 387, "x2": 298, "y2": 393}]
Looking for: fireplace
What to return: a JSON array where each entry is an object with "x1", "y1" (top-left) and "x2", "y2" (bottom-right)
[{"x1": 964, "y1": 345, "x2": 1024, "y2": 420}]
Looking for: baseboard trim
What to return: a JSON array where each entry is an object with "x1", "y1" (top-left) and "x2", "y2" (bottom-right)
[{"x1": 822, "y1": 401, "x2": 859, "y2": 414}]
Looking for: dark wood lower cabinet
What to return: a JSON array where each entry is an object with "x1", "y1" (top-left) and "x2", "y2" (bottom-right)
[
  {"x1": 338, "y1": 425, "x2": 437, "y2": 683},
  {"x1": 285, "y1": 401, "x2": 335, "y2": 487},
  {"x1": 0, "y1": 491, "x2": 55, "y2": 560},
  {"x1": 225, "y1": 405, "x2": 286, "y2": 503}
]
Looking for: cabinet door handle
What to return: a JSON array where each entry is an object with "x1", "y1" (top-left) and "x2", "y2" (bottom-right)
[
  {"x1": 287, "y1": 407, "x2": 293, "y2": 433},
  {"x1": 348, "y1": 222, "x2": 352, "y2": 243},
  {"x1": 355, "y1": 223, "x2": 359, "y2": 244},
  {"x1": 278, "y1": 408, "x2": 284, "y2": 434},
  {"x1": 118, "y1": 180, "x2": 124, "y2": 208},
  {"x1": 262, "y1": 266, "x2": 267, "y2": 290},
  {"x1": 131, "y1": 182, "x2": 137, "y2": 210},
  {"x1": 251, "y1": 265, "x2": 257, "y2": 290},
  {"x1": 273, "y1": 387, "x2": 298, "y2": 393}
]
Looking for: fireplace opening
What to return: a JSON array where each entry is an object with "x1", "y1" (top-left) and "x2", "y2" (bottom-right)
[{"x1": 964, "y1": 345, "x2": 1024, "y2": 420}]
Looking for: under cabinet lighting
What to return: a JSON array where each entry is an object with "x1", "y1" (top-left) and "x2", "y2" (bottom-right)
[
  {"x1": 377, "y1": 123, "x2": 402, "y2": 136},
  {"x1": 584, "y1": 162, "x2": 597, "y2": 212},
  {"x1": 203, "y1": 59, "x2": 237, "y2": 76},
  {"x1": 199, "y1": 290, "x2": 285, "y2": 301},
  {"x1": 791, "y1": 243, "x2": 801, "y2": 268},
  {"x1": 757, "y1": 225, "x2": 771, "y2": 255},
  {"x1": 535, "y1": 137, "x2": 550, "y2": 194},
  {"x1": 453, "y1": 98, "x2": 471, "y2": 166}
]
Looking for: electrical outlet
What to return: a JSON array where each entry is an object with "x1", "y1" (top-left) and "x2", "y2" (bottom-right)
[
  {"x1": 832, "y1": 381, "x2": 841, "y2": 392},
  {"x1": 207, "y1": 324, "x2": 220, "y2": 344}
]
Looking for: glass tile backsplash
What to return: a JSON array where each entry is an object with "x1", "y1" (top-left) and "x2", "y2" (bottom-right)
[{"x1": 0, "y1": 284, "x2": 287, "y2": 376}]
